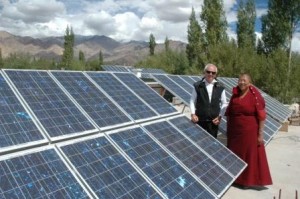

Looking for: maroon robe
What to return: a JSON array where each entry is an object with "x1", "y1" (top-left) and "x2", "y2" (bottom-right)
[{"x1": 226, "y1": 86, "x2": 272, "y2": 186}]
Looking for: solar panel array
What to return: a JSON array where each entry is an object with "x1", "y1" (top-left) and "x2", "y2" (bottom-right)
[
  {"x1": 0, "y1": 69, "x2": 247, "y2": 199},
  {"x1": 102, "y1": 65, "x2": 167, "y2": 79},
  {"x1": 102, "y1": 65, "x2": 132, "y2": 72},
  {"x1": 152, "y1": 74, "x2": 286, "y2": 145}
]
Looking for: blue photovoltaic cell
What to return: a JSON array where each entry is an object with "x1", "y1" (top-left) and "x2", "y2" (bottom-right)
[
  {"x1": 87, "y1": 72, "x2": 158, "y2": 120},
  {"x1": 179, "y1": 76, "x2": 197, "y2": 85},
  {"x1": 169, "y1": 116, "x2": 246, "y2": 177},
  {"x1": 264, "y1": 116, "x2": 282, "y2": 145},
  {"x1": 102, "y1": 65, "x2": 131, "y2": 72},
  {"x1": 0, "y1": 148, "x2": 89, "y2": 199},
  {"x1": 152, "y1": 74, "x2": 191, "y2": 105},
  {"x1": 110, "y1": 127, "x2": 215, "y2": 199},
  {"x1": 60, "y1": 136, "x2": 161, "y2": 199},
  {"x1": 0, "y1": 73, "x2": 45, "y2": 150},
  {"x1": 166, "y1": 75, "x2": 194, "y2": 94},
  {"x1": 51, "y1": 71, "x2": 132, "y2": 128},
  {"x1": 190, "y1": 76, "x2": 202, "y2": 82},
  {"x1": 4, "y1": 70, "x2": 95, "y2": 138},
  {"x1": 143, "y1": 121, "x2": 233, "y2": 196},
  {"x1": 114, "y1": 73, "x2": 177, "y2": 115}
]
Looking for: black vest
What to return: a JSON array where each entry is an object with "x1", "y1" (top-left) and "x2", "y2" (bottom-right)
[{"x1": 194, "y1": 80, "x2": 224, "y2": 121}]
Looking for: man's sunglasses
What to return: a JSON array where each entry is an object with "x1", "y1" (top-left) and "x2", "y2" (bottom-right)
[{"x1": 206, "y1": 70, "x2": 216, "y2": 75}]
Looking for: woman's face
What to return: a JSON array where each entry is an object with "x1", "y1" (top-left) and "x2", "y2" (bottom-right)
[{"x1": 238, "y1": 75, "x2": 251, "y2": 92}]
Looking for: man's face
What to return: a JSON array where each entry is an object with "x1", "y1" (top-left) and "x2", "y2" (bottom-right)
[{"x1": 204, "y1": 66, "x2": 217, "y2": 83}]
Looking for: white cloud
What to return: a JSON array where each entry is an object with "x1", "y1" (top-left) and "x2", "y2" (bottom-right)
[{"x1": 0, "y1": 0, "x2": 299, "y2": 53}]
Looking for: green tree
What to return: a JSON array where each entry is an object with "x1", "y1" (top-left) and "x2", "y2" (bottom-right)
[
  {"x1": 186, "y1": 7, "x2": 204, "y2": 68},
  {"x1": 149, "y1": 33, "x2": 156, "y2": 56},
  {"x1": 61, "y1": 25, "x2": 75, "y2": 69},
  {"x1": 78, "y1": 50, "x2": 85, "y2": 70},
  {"x1": 79, "y1": 50, "x2": 85, "y2": 63},
  {"x1": 200, "y1": 0, "x2": 228, "y2": 47},
  {"x1": 0, "y1": 48, "x2": 3, "y2": 68},
  {"x1": 99, "y1": 50, "x2": 103, "y2": 66},
  {"x1": 164, "y1": 36, "x2": 170, "y2": 52},
  {"x1": 262, "y1": 0, "x2": 300, "y2": 98},
  {"x1": 261, "y1": 0, "x2": 290, "y2": 54},
  {"x1": 237, "y1": 0, "x2": 256, "y2": 49}
]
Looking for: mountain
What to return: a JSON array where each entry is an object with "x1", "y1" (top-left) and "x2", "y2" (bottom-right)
[{"x1": 0, "y1": 31, "x2": 186, "y2": 66}]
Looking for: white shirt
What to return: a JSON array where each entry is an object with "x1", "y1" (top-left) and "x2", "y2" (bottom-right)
[{"x1": 190, "y1": 79, "x2": 228, "y2": 116}]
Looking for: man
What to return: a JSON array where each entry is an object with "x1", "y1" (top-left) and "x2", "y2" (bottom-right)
[{"x1": 190, "y1": 63, "x2": 227, "y2": 138}]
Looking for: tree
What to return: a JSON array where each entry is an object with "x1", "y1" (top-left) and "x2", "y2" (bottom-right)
[
  {"x1": 186, "y1": 7, "x2": 204, "y2": 68},
  {"x1": 0, "y1": 48, "x2": 3, "y2": 68},
  {"x1": 237, "y1": 0, "x2": 256, "y2": 49},
  {"x1": 164, "y1": 36, "x2": 170, "y2": 52},
  {"x1": 78, "y1": 50, "x2": 85, "y2": 70},
  {"x1": 200, "y1": 0, "x2": 228, "y2": 47},
  {"x1": 61, "y1": 25, "x2": 75, "y2": 69},
  {"x1": 79, "y1": 50, "x2": 85, "y2": 63},
  {"x1": 149, "y1": 33, "x2": 156, "y2": 55},
  {"x1": 261, "y1": 0, "x2": 300, "y2": 98},
  {"x1": 98, "y1": 50, "x2": 104, "y2": 70}
]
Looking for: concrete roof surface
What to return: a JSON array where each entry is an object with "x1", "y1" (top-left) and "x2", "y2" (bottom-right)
[{"x1": 221, "y1": 125, "x2": 300, "y2": 199}]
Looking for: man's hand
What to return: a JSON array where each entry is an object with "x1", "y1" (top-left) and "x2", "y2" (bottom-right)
[
  {"x1": 212, "y1": 116, "x2": 221, "y2": 125},
  {"x1": 191, "y1": 114, "x2": 199, "y2": 123}
]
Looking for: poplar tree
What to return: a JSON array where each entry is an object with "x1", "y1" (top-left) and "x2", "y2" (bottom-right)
[
  {"x1": 186, "y1": 7, "x2": 203, "y2": 67},
  {"x1": 261, "y1": 0, "x2": 300, "y2": 98},
  {"x1": 200, "y1": 0, "x2": 228, "y2": 47},
  {"x1": 261, "y1": 0, "x2": 290, "y2": 54},
  {"x1": 0, "y1": 48, "x2": 3, "y2": 68},
  {"x1": 79, "y1": 50, "x2": 85, "y2": 63},
  {"x1": 99, "y1": 50, "x2": 103, "y2": 69},
  {"x1": 164, "y1": 36, "x2": 170, "y2": 52},
  {"x1": 149, "y1": 33, "x2": 156, "y2": 56},
  {"x1": 61, "y1": 25, "x2": 74, "y2": 69},
  {"x1": 237, "y1": 0, "x2": 256, "y2": 49}
]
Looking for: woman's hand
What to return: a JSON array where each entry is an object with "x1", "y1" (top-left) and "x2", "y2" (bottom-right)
[{"x1": 258, "y1": 133, "x2": 264, "y2": 146}]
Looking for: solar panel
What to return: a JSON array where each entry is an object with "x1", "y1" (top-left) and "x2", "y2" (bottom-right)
[
  {"x1": 102, "y1": 65, "x2": 131, "y2": 72},
  {"x1": 166, "y1": 75, "x2": 194, "y2": 94},
  {"x1": 152, "y1": 74, "x2": 191, "y2": 105},
  {"x1": 190, "y1": 76, "x2": 202, "y2": 82},
  {"x1": 141, "y1": 68, "x2": 166, "y2": 74},
  {"x1": 168, "y1": 116, "x2": 247, "y2": 177},
  {"x1": 0, "y1": 146, "x2": 91, "y2": 198},
  {"x1": 58, "y1": 134, "x2": 163, "y2": 198},
  {"x1": 86, "y1": 72, "x2": 159, "y2": 122},
  {"x1": 142, "y1": 120, "x2": 234, "y2": 197},
  {"x1": 109, "y1": 127, "x2": 216, "y2": 198},
  {"x1": 50, "y1": 71, "x2": 133, "y2": 130},
  {"x1": 0, "y1": 72, "x2": 47, "y2": 153},
  {"x1": 179, "y1": 75, "x2": 197, "y2": 85},
  {"x1": 113, "y1": 73, "x2": 178, "y2": 116},
  {"x1": 3, "y1": 70, "x2": 97, "y2": 140},
  {"x1": 264, "y1": 116, "x2": 282, "y2": 144}
]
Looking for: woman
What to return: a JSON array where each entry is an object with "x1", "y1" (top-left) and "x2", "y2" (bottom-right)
[{"x1": 225, "y1": 73, "x2": 272, "y2": 188}]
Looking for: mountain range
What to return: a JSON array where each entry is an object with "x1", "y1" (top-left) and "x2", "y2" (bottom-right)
[{"x1": 0, "y1": 31, "x2": 186, "y2": 66}]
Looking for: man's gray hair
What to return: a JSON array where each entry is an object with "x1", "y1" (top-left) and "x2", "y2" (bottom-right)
[{"x1": 203, "y1": 63, "x2": 218, "y2": 73}]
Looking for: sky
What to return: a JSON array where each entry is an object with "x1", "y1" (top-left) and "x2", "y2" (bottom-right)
[{"x1": 0, "y1": 0, "x2": 299, "y2": 52}]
